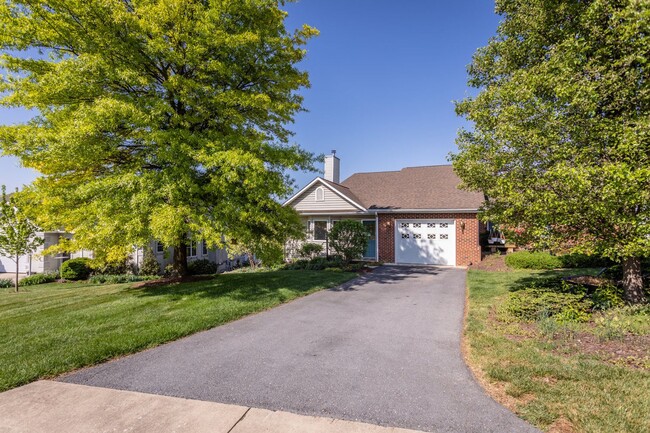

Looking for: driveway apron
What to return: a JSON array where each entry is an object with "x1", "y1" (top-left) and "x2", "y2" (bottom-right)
[{"x1": 62, "y1": 266, "x2": 540, "y2": 433}]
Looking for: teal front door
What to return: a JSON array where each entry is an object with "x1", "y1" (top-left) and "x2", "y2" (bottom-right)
[{"x1": 363, "y1": 220, "x2": 376, "y2": 258}]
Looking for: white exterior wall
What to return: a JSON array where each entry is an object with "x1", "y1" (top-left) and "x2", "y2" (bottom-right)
[
  {"x1": 0, "y1": 232, "x2": 67, "y2": 274},
  {"x1": 292, "y1": 184, "x2": 358, "y2": 212}
]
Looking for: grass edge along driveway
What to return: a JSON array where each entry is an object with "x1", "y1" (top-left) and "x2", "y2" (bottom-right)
[
  {"x1": 0, "y1": 270, "x2": 356, "y2": 392},
  {"x1": 463, "y1": 269, "x2": 650, "y2": 433}
]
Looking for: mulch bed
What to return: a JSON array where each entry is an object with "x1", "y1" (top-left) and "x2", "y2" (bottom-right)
[
  {"x1": 470, "y1": 253, "x2": 511, "y2": 272},
  {"x1": 554, "y1": 333, "x2": 650, "y2": 370}
]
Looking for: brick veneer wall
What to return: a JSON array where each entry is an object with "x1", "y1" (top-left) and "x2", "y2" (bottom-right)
[{"x1": 377, "y1": 213, "x2": 481, "y2": 266}]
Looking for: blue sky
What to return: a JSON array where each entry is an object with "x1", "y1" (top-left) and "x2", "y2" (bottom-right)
[{"x1": 0, "y1": 0, "x2": 501, "y2": 192}]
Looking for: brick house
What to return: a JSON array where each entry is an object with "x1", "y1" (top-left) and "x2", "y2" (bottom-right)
[{"x1": 284, "y1": 153, "x2": 485, "y2": 266}]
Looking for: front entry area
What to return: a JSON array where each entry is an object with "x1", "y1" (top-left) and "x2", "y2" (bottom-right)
[{"x1": 394, "y1": 219, "x2": 456, "y2": 265}]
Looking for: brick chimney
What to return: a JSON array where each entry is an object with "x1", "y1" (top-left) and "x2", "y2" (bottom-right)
[{"x1": 324, "y1": 151, "x2": 340, "y2": 184}]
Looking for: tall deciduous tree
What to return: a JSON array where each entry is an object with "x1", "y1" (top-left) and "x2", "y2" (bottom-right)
[
  {"x1": 0, "y1": 0, "x2": 317, "y2": 275},
  {"x1": 0, "y1": 187, "x2": 44, "y2": 292},
  {"x1": 452, "y1": 0, "x2": 649, "y2": 303}
]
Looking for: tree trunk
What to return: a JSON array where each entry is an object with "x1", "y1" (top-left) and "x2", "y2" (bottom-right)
[
  {"x1": 173, "y1": 242, "x2": 189, "y2": 277},
  {"x1": 14, "y1": 255, "x2": 19, "y2": 293},
  {"x1": 622, "y1": 257, "x2": 646, "y2": 304}
]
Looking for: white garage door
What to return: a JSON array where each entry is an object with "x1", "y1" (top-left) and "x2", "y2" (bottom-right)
[{"x1": 395, "y1": 219, "x2": 456, "y2": 266}]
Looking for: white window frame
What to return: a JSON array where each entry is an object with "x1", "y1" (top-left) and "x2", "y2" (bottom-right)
[
  {"x1": 315, "y1": 186, "x2": 325, "y2": 202},
  {"x1": 187, "y1": 241, "x2": 197, "y2": 258},
  {"x1": 202, "y1": 240, "x2": 208, "y2": 256},
  {"x1": 312, "y1": 219, "x2": 328, "y2": 241}
]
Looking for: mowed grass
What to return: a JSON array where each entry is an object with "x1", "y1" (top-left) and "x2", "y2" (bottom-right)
[
  {"x1": 465, "y1": 269, "x2": 650, "y2": 433},
  {"x1": 0, "y1": 270, "x2": 356, "y2": 392}
]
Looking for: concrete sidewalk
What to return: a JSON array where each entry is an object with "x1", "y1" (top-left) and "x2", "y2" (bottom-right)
[{"x1": 0, "y1": 381, "x2": 423, "y2": 433}]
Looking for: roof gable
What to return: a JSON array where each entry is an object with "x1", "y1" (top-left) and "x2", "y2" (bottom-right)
[{"x1": 284, "y1": 178, "x2": 366, "y2": 212}]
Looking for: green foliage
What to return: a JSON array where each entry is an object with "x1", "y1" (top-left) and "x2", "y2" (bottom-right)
[
  {"x1": 505, "y1": 252, "x2": 562, "y2": 270},
  {"x1": 0, "y1": 1, "x2": 318, "y2": 271},
  {"x1": 559, "y1": 253, "x2": 612, "y2": 269},
  {"x1": 60, "y1": 258, "x2": 92, "y2": 281},
  {"x1": 327, "y1": 220, "x2": 369, "y2": 263},
  {"x1": 298, "y1": 243, "x2": 323, "y2": 259},
  {"x1": 19, "y1": 273, "x2": 57, "y2": 286},
  {"x1": 452, "y1": 0, "x2": 650, "y2": 301},
  {"x1": 501, "y1": 289, "x2": 592, "y2": 323},
  {"x1": 506, "y1": 251, "x2": 612, "y2": 270},
  {"x1": 139, "y1": 247, "x2": 161, "y2": 276},
  {"x1": 91, "y1": 259, "x2": 132, "y2": 276},
  {"x1": 282, "y1": 256, "x2": 344, "y2": 271},
  {"x1": 591, "y1": 284, "x2": 625, "y2": 311},
  {"x1": 88, "y1": 274, "x2": 157, "y2": 285},
  {"x1": 187, "y1": 259, "x2": 218, "y2": 275},
  {"x1": 0, "y1": 279, "x2": 12, "y2": 289}
]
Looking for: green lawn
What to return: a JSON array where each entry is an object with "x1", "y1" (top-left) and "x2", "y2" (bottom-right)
[
  {"x1": 0, "y1": 270, "x2": 356, "y2": 392},
  {"x1": 465, "y1": 269, "x2": 650, "y2": 433}
]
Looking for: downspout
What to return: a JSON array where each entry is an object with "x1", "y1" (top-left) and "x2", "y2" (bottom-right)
[{"x1": 375, "y1": 212, "x2": 379, "y2": 261}]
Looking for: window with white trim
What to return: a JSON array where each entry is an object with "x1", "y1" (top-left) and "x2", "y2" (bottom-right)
[
  {"x1": 313, "y1": 220, "x2": 328, "y2": 240},
  {"x1": 187, "y1": 241, "x2": 197, "y2": 257},
  {"x1": 315, "y1": 187, "x2": 325, "y2": 201},
  {"x1": 156, "y1": 242, "x2": 165, "y2": 253},
  {"x1": 202, "y1": 240, "x2": 208, "y2": 256}
]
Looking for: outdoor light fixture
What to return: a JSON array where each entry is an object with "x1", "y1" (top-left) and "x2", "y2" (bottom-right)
[{"x1": 460, "y1": 221, "x2": 466, "y2": 233}]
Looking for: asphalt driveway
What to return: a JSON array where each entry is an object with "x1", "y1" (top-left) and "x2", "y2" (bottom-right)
[{"x1": 62, "y1": 266, "x2": 539, "y2": 433}]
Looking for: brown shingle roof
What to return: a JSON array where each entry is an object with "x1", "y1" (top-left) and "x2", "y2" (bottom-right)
[
  {"x1": 340, "y1": 165, "x2": 484, "y2": 210},
  {"x1": 319, "y1": 178, "x2": 364, "y2": 208}
]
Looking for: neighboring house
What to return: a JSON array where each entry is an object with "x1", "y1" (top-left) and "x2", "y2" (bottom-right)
[
  {"x1": 284, "y1": 153, "x2": 485, "y2": 266},
  {"x1": 0, "y1": 231, "x2": 90, "y2": 274},
  {"x1": 132, "y1": 239, "x2": 232, "y2": 272},
  {"x1": 0, "y1": 231, "x2": 233, "y2": 274}
]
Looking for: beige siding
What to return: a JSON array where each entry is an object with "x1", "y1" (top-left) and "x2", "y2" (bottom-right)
[{"x1": 292, "y1": 184, "x2": 359, "y2": 212}]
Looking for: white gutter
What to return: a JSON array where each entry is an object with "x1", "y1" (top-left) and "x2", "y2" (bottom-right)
[{"x1": 370, "y1": 208, "x2": 479, "y2": 214}]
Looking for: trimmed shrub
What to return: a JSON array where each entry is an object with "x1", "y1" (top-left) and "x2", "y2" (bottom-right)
[
  {"x1": 505, "y1": 251, "x2": 562, "y2": 269},
  {"x1": 188, "y1": 259, "x2": 218, "y2": 275},
  {"x1": 88, "y1": 274, "x2": 158, "y2": 284},
  {"x1": 0, "y1": 279, "x2": 13, "y2": 289},
  {"x1": 140, "y1": 247, "x2": 161, "y2": 276},
  {"x1": 19, "y1": 273, "x2": 57, "y2": 286},
  {"x1": 298, "y1": 243, "x2": 323, "y2": 259},
  {"x1": 60, "y1": 258, "x2": 93, "y2": 280},
  {"x1": 559, "y1": 253, "x2": 612, "y2": 268}
]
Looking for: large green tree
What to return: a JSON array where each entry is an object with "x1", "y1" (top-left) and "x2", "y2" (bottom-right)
[
  {"x1": 452, "y1": 0, "x2": 649, "y2": 303},
  {"x1": 0, "y1": 0, "x2": 316, "y2": 275}
]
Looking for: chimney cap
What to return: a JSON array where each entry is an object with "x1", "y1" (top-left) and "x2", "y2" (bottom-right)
[{"x1": 331, "y1": 150, "x2": 336, "y2": 156}]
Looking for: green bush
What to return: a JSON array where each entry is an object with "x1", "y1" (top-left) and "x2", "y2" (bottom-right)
[
  {"x1": 328, "y1": 220, "x2": 369, "y2": 263},
  {"x1": 282, "y1": 256, "x2": 344, "y2": 271},
  {"x1": 19, "y1": 273, "x2": 57, "y2": 286},
  {"x1": 559, "y1": 253, "x2": 612, "y2": 268},
  {"x1": 0, "y1": 279, "x2": 13, "y2": 289},
  {"x1": 501, "y1": 289, "x2": 592, "y2": 322},
  {"x1": 188, "y1": 259, "x2": 218, "y2": 275},
  {"x1": 591, "y1": 284, "x2": 625, "y2": 310},
  {"x1": 91, "y1": 259, "x2": 131, "y2": 275},
  {"x1": 88, "y1": 274, "x2": 158, "y2": 284},
  {"x1": 139, "y1": 247, "x2": 161, "y2": 276},
  {"x1": 505, "y1": 251, "x2": 562, "y2": 269},
  {"x1": 298, "y1": 243, "x2": 323, "y2": 259},
  {"x1": 60, "y1": 258, "x2": 93, "y2": 280}
]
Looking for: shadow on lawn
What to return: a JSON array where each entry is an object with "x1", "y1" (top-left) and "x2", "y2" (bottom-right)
[
  {"x1": 128, "y1": 271, "x2": 354, "y2": 302},
  {"x1": 127, "y1": 265, "x2": 447, "y2": 301},
  {"x1": 508, "y1": 268, "x2": 604, "y2": 292}
]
